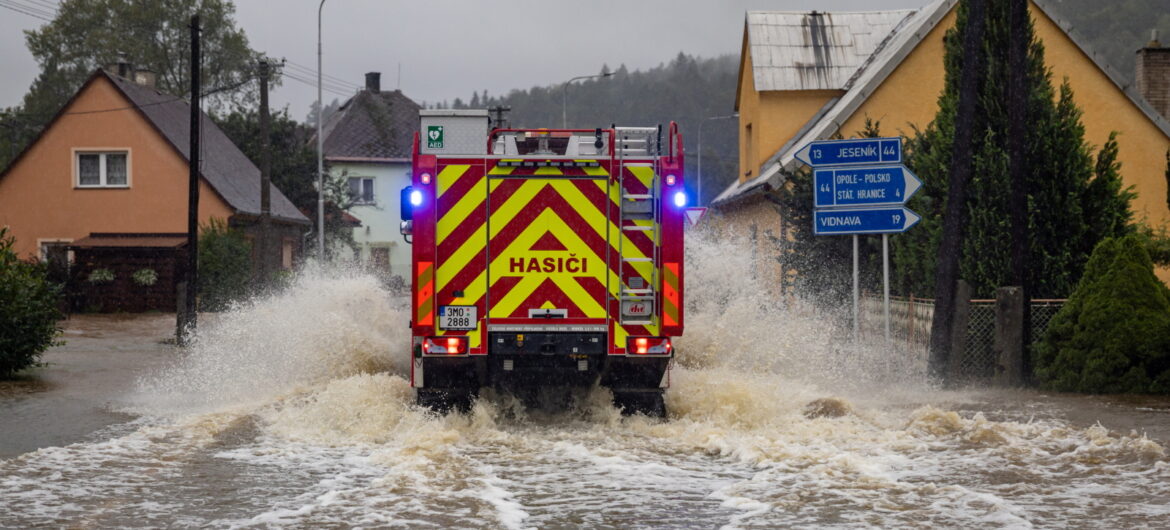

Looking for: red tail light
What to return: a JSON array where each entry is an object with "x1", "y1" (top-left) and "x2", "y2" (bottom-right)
[
  {"x1": 627, "y1": 337, "x2": 672, "y2": 356},
  {"x1": 424, "y1": 336, "x2": 469, "y2": 355}
]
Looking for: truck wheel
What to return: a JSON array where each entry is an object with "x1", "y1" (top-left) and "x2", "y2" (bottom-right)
[
  {"x1": 612, "y1": 390, "x2": 666, "y2": 419},
  {"x1": 417, "y1": 388, "x2": 475, "y2": 415}
]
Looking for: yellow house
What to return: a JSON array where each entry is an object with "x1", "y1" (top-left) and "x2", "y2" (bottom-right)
[{"x1": 712, "y1": 0, "x2": 1170, "y2": 284}]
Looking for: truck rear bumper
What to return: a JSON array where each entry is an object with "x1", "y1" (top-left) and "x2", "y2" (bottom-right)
[{"x1": 412, "y1": 353, "x2": 670, "y2": 391}]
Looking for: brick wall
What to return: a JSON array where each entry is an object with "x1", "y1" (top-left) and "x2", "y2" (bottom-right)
[{"x1": 1138, "y1": 46, "x2": 1170, "y2": 120}]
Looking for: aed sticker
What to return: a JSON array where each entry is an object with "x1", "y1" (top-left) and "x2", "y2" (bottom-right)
[{"x1": 427, "y1": 125, "x2": 444, "y2": 149}]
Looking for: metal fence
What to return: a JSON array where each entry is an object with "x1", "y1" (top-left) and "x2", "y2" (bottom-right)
[{"x1": 861, "y1": 295, "x2": 1066, "y2": 381}]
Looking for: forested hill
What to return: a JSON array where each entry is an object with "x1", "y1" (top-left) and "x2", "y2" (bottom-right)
[
  {"x1": 1042, "y1": 0, "x2": 1170, "y2": 85},
  {"x1": 431, "y1": 53, "x2": 741, "y2": 207}
]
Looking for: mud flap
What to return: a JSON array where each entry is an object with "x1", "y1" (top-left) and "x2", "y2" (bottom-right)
[
  {"x1": 412, "y1": 358, "x2": 425, "y2": 388},
  {"x1": 417, "y1": 388, "x2": 476, "y2": 415}
]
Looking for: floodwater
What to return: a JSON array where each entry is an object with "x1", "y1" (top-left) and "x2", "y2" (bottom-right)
[{"x1": 2, "y1": 238, "x2": 1169, "y2": 529}]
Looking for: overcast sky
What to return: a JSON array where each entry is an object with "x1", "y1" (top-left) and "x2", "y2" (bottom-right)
[{"x1": 1, "y1": 0, "x2": 930, "y2": 119}]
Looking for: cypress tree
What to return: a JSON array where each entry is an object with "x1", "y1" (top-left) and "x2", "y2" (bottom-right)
[{"x1": 895, "y1": 0, "x2": 1134, "y2": 299}]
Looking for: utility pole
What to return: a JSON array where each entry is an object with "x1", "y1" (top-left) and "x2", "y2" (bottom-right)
[
  {"x1": 1008, "y1": 0, "x2": 1031, "y2": 383},
  {"x1": 259, "y1": 58, "x2": 273, "y2": 285},
  {"x1": 179, "y1": 14, "x2": 201, "y2": 345},
  {"x1": 929, "y1": 0, "x2": 986, "y2": 381},
  {"x1": 316, "y1": 0, "x2": 327, "y2": 259},
  {"x1": 489, "y1": 105, "x2": 512, "y2": 130}
]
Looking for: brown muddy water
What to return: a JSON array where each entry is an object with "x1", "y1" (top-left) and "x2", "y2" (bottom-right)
[{"x1": 2, "y1": 240, "x2": 1169, "y2": 529}]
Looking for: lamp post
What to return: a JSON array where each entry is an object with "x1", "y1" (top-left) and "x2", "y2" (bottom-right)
[
  {"x1": 316, "y1": 0, "x2": 327, "y2": 259},
  {"x1": 561, "y1": 72, "x2": 612, "y2": 128},
  {"x1": 697, "y1": 113, "x2": 737, "y2": 206}
]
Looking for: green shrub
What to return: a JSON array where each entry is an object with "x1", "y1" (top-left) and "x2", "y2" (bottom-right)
[
  {"x1": 0, "y1": 227, "x2": 63, "y2": 378},
  {"x1": 198, "y1": 218, "x2": 252, "y2": 311},
  {"x1": 1034, "y1": 234, "x2": 1170, "y2": 393}
]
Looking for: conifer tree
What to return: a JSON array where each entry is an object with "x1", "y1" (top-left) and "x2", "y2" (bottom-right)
[{"x1": 895, "y1": 0, "x2": 1134, "y2": 299}]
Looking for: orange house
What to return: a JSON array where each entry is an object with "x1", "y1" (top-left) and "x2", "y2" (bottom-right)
[{"x1": 0, "y1": 68, "x2": 309, "y2": 266}]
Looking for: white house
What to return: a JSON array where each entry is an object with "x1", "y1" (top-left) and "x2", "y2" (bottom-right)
[{"x1": 318, "y1": 72, "x2": 420, "y2": 279}]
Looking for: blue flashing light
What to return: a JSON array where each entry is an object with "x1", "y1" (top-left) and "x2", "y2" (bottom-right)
[
  {"x1": 410, "y1": 189, "x2": 423, "y2": 207},
  {"x1": 673, "y1": 191, "x2": 687, "y2": 208}
]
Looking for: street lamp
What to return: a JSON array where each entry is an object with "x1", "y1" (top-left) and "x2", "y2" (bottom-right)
[
  {"x1": 697, "y1": 113, "x2": 738, "y2": 206},
  {"x1": 316, "y1": 0, "x2": 327, "y2": 259},
  {"x1": 561, "y1": 72, "x2": 612, "y2": 128}
]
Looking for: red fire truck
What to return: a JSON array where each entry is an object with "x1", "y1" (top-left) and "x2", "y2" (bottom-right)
[{"x1": 400, "y1": 110, "x2": 685, "y2": 416}]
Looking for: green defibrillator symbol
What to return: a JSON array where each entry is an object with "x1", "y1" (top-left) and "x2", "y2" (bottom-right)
[{"x1": 427, "y1": 125, "x2": 444, "y2": 149}]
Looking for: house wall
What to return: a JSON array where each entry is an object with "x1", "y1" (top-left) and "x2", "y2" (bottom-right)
[
  {"x1": 736, "y1": 38, "x2": 841, "y2": 183},
  {"x1": 0, "y1": 76, "x2": 234, "y2": 259},
  {"x1": 332, "y1": 160, "x2": 412, "y2": 278}
]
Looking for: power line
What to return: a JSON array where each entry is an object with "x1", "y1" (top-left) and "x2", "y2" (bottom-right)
[
  {"x1": 0, "y1": 0, "x2": 53, "y2": 21},
  {"x1": 22, "y1": 0, "x2": 58, "y2": 12},
  {"x1": 6, "y1": 0, "x2": 55, "y2": 17},
  {"x1": 280, "y1": 65, "x2": 358, "y2": 94},
  {"x1": 283, "y1": 60, "x2": 358, "y2": 89},
  {"x1": 282, "y1": 71, "x2": 352, "y2": 98}
]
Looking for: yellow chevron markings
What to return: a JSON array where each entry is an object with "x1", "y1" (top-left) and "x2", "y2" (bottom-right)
[
  {"x1": 436, "y1": 164, "x2": 471, "y2": 199},
  {"x1": 488, "y1": 207, "x2": 608, "y2": 318},
  {"x1": 437, "y1": 174, "x2": 487, "y2": 246},
  {"x1": 627, "y1": 164, "x2": 655, "y2": 189},
  {"x1": 436, "y1": 179, "x2": 544, "y2": 290}
]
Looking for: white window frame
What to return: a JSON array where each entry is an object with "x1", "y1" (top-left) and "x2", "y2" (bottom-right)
[
  {"x1": 348, "y1": 176, "x2": 375, "y2": 205},
  {"x1": 73, "y1": 148, "x2": 132, "y2": 188}
]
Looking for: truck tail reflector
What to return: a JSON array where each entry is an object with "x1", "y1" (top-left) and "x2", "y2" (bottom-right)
[
  {"x1": 628, "y1": 337, "x2": 672, "y2": 356},
  {"x1": 424, "y1": 336, "x2": 469, "y2": 355}
]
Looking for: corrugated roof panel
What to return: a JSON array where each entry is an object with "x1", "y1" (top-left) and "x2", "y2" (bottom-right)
[{"x1": 747, "y1": 9, "x2": 916, "y2": 91}]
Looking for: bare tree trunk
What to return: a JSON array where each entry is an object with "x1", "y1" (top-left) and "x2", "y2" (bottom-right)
[
  {"x1": 929, "y1": 0, "x2": 986, "y2": 381},
  {"x1": 1008, "y1": 0, "x2": 1032, "y2": 381}
]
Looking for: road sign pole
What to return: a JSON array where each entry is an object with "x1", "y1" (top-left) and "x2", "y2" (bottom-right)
[
  {"x1": 883, "y1": 233, "x2": 890, "y2": 341},
  {"x1": 853, "y1": 234, "x2": 859, "y2": 341}
]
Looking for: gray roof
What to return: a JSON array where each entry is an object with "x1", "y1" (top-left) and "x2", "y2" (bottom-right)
[
  {"x1": 319, "y1": 89, "x2": 421, "y2": 161},
  {"x1": 714, "y1": 0, "x2": 1170, "y2": 206},
  {"x1": 746, "y1": 10, "x2": 915, "y2": 91},
  {"x1": 105, "y1": 72, "x2": 310, "y2": 224}
]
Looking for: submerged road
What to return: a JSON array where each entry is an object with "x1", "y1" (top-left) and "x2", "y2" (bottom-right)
[{"x1": 2, "y1": 278, "x2": 1168, "y2": 528}]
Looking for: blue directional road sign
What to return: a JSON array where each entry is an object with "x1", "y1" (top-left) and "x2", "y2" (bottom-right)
[
  {"x1": 795, "y1": 137, "x2": 901, "y2": 167},
  {"x1": 814, "y1": 165, "x2": 922, "y2": 208},
  {"x1": 813, "y1": 207, "x2": 921, "y2": 235}
]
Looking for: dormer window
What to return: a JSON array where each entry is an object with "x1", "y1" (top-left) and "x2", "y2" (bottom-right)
[{"x1": 75, "y1": 150, "x2": 129, "y2": 188}]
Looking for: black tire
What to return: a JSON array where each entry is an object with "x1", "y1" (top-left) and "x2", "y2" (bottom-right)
[
  {"x1": 416, "y1": 388, "x2": 475, "y2": 414},
  {"x1": 612, "y1": 390, "x2": 666, "y2": 419}
]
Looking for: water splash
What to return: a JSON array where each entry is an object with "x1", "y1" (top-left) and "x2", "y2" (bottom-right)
[
  {"x1": 3, "y1": 237, "x2": 1167, "y2": 528},
  {"x1": 130, "y1": 263, "x2": 409, "y2": 415}
]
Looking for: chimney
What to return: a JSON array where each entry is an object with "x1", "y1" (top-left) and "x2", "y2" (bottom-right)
[
  {"x1": 1137, "y1": 29, "x2": 1170, "y2": 119},
  {"x1": 133, "y1": 69, "x2": 157, "y2": 88},
  {"x1": 365, "y1": 72, "x2": 381, "y2": 93}
]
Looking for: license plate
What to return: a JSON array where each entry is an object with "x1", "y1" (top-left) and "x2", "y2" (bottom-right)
[{"x1": 439, "y1": 305, "x2": 477, "y2": 330}]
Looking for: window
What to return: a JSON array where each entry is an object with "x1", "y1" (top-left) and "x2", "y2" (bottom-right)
[
  {"x1": 348, "y1": 177, "x2": 375, "y2": 204},
  {"x1": 370, "y1": 247, "x2": 390, "y2": 272},
  {"x1": 76, "y1": 151, "x2": 129, "y2": 187},
  {"x1": 282, "y1": 239, "x2": 294, "y2": 270},
  {"x1": 743, "y1": 123, "x2": 753, "y2": 177},
  {"x1": 38, "y1": 240, "x2": 72, "y2": 283}
]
